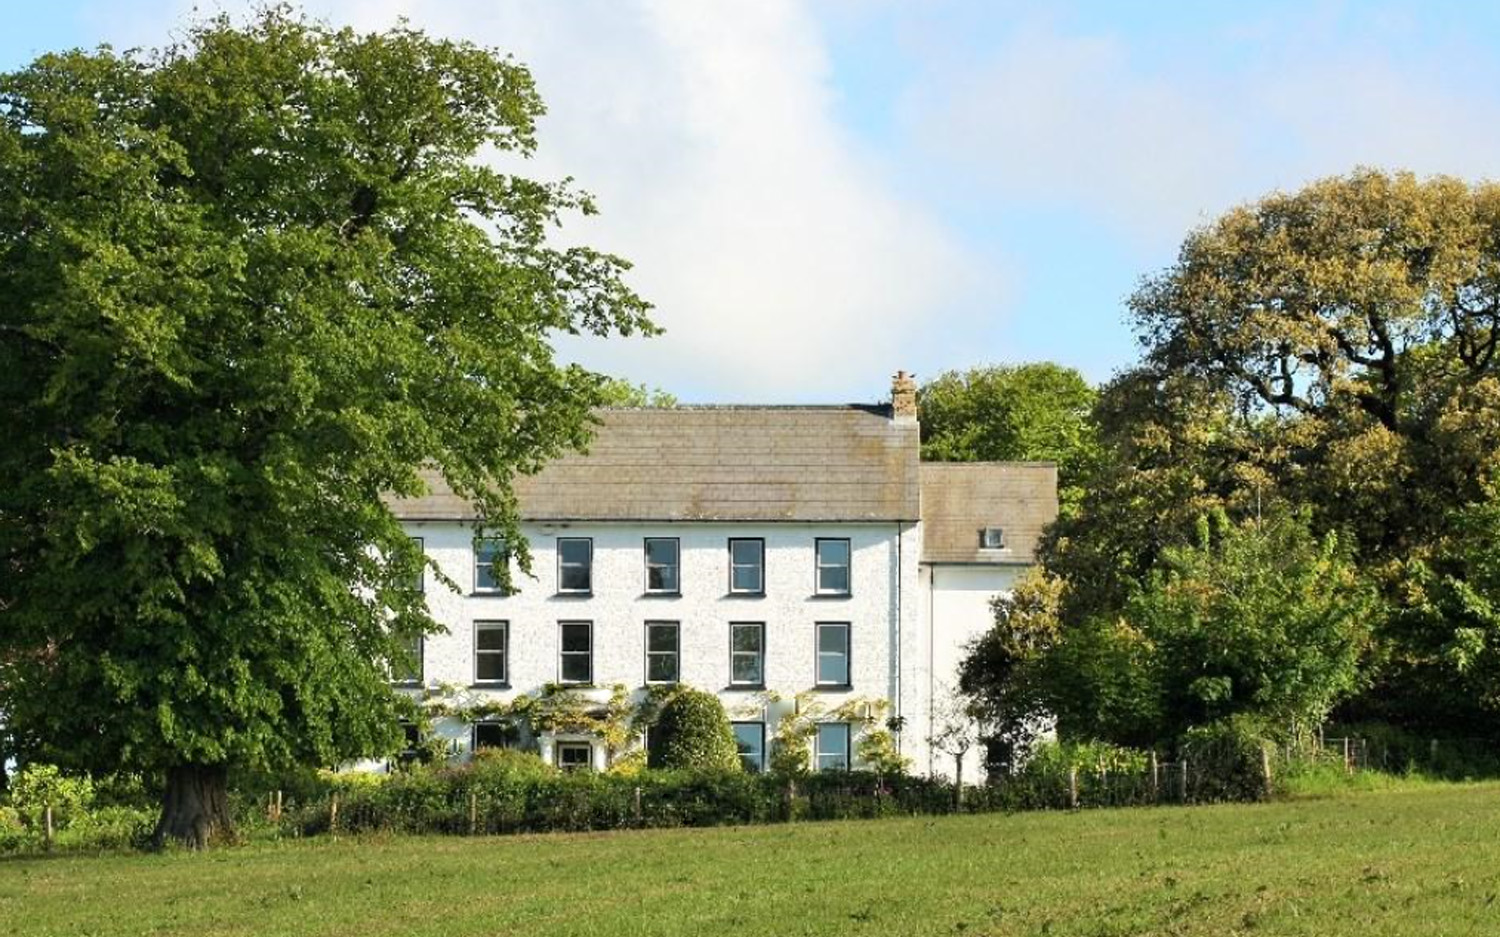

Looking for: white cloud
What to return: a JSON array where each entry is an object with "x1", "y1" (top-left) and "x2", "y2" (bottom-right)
[
  {"x1": 898, "y1": 9, "x2": 1500, "y2": 246},
  {"x1": 185, "y1": 0, "x2": 987, "y2": 402}
]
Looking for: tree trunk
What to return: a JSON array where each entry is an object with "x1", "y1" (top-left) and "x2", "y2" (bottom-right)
[{"x1": 152, "y1": 764, "x2": 233, "y2": 849}]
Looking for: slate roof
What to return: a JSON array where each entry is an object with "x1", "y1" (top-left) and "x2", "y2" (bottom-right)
[
  {"x1": 918, "y1": 462, "x2": 1058, "y2": 564},
  {"x1": 391, "y1": 405, "x2": 922, "y2": 523}
]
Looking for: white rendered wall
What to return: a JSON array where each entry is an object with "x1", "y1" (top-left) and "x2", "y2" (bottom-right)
[
  {"x1": 402, "y1": 520, "x2": 910, "y2": 768},
  {"x1": 921, "y1": 563, "x2": 1025, "y2": 784}
]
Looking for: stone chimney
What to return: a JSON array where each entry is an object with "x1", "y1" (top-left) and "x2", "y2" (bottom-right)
[{"x1": 891, "y1": 370, "x2": 918, "y2": 422}]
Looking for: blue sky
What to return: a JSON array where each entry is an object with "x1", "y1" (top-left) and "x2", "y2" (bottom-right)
[{"x1": 6, "y1": 1, "x2": 1500, "y2": 402}]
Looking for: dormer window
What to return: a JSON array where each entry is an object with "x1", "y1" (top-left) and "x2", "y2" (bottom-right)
[{"x1": 980, "y1": 527, "x2": 1005, "y2": 550}]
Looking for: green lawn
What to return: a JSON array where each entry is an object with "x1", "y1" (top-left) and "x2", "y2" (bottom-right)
[{"x1": 4, "y1": 783, "x2": 1499, "y2": 937}]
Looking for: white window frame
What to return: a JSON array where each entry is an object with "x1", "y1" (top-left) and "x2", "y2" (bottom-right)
[
  {"x1": 644, "y1": 537, "x2": 681, "y2": 595},
  {"x1": 729, "y1": 622, "x2": 766, "y2": 687},
  {"x1": 815, "y1": 622, "x2": 851, "y2": 687},
  {"x1": 473, "y1": 620, "x2": 509, "y2": 686},
  {"x1": 732, "y1": 721, "x2": 766, "y2": 773},
  {"x1": 645, "y1": 621, "x2": 681, "y2": 684},
  {"x1": 558, "y1": 620, "x2": 593, "y2": 685},
  {"x1": 405, "y1": 536, "x2": 425, "y2": 593},
  {"x1": 472, "y1": 720, "x2": 514, "y2": 751},
  {"x1": 392, "y1": 633, "x2": 423, "y2": 686},
  {"x1": 814, "y1": 538, "x2": 852, "y2": 595},
  {"x1": 728, "y1": 538, "x2": 765, "y2": 595},
  {"x1": 815, "y1": 722, "x2": 851, "y2": 772},
  {"x1": 473, "y1": 538, "x2": 510, "y2": 594},
  {"x1": 556, "y1": 740, "x2": 593, "y2": 773},
  {"x1": 557, "y1": 537, "x2": 593, "y2": 595}
]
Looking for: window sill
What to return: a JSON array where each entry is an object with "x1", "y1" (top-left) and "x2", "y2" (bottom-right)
[
  {"x1": 724, "y1": 684, "x2": 766, "y2": 692},
  {"x1": 557, "y1": 682, "x2": 596, "y2": 689},
  {"x1": 812, "y1": 684, "x2": 853, "y2": 692},
  {"x1": 644, "y1": 680, "x2": 681, "y2": 688},
  {"x1": 724, "y1": 591, "x2": 766, "y2": 599},
  {"x1": 641, "y1": 591, "x2": 682, "y2": 599},
  {"x1": 470, "y1": 591, "x2": 517, "y2": 599},
  {"x1": 553, "y1": 591, "x2": 594, "y2": 599},
  {"x1": 469, "y1": 682, "x2": 511, "y2": 691},
  {"x1": 809, "y1": 593, "x2": 852, "y2": 600}
]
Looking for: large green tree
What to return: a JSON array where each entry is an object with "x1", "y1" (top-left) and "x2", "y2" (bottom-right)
[
  {"x1": 0, "y1": 11, "x2": 653, "y2": 846},
  {"x1": 918, "y1": 363, "x2": 1098, "y2": 516}
]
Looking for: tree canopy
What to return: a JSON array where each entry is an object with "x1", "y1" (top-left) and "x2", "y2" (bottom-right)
[
  {"x1": 918, "y1": 363, "x2": 1098, "y2": 515},
  {"x1": 0, "y1": 10, "x2": 653, "y2": 845},
  {"x1": 964, "y1": 169, "x2": 1500, "y2": 752}
]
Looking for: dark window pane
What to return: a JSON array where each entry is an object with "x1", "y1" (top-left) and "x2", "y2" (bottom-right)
[
  {"x1": 558, "y1": 539, "x2": 591, "y2": 591},
  {"x1": 818, "y1": 539, "x2": 850, "y2": 566},
  {"x1": 561, "y1": 624, "x2": 590, "y2": 652},
  {"x1": 732, "y1": 625, "x2": 762, "y2": 653},
  {"x1": 646, "y1": 538, "x2": 678, "y2": 566},
  {"x1": 816, "y1": 724, "x2": 850, "y2": 771},
  {"x1": 477, "y1": 653, "x2": 506, "y2": 682},
  {"x1": 818, "y1": 653, "x2": 848, "y2": 685},
  {"x1": 818, "y1": 625, "x2": 848, "y2": 654},
  {"x1": 731, "y1": 540, "x2": 760, "y2": 564},
  {"x1": 731, "y1": 565, "x2": 761, "y2": 592},
  {"x1": 476, "y1": 564, "x2": 500, "y2": 591},
  {"x1": 476, "y1": 627, "x2": 506, "y2": 652},
  {"x1": 818, "y1": 565, "x2": 850, "y2": 593},
  {"x1": 648, "y1": 624, "x2": 678, "y2": 653},
  {"x1": 474, "y1": 723, "x2": 511, "y2": 749},
  {"x1": 561, "y1": 654, "x2": 591, "y2": 683},
  {"x1": 732, "y1": 653, "x2": 762, "y2": 684},
  {"x1": 733, "y1": 723, "x2": 764, "y2": 773},
  {"x1": 647, "y1": 564, "x2": 679, "y2": 592},
  {"x1": 647, "y1": 653, "x2": 678, "y2": 683}
]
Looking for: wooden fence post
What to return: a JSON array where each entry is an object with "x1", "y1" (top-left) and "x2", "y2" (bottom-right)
[
  {"x1": 1150, "y1": 752, "x2": 1160, "y2": 803},
  {"x1": 1068, "y1": 767, "x2": 1078, "y2": 809},
  {"x1": 1180, "y1": 757, "x2": 1189, "y2": 803},
  {"x1": 633, "y1": 786, "x2": 643, "y2": 824},
  {"x1": 1343, "y1": 737, "x2": 1352, "y2": 775},
  {"x1": 1261, "y1": 745, "x2": 1273, "y2": 796},
  {"x1": 469, "y1": 791, "x2": 478, "y2": 836},
  {"x1": 44, "y1": 805, "x2": 54, "y2": 852}
]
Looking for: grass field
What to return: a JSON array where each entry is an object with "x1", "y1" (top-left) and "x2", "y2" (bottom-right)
[{"x1": 4, "y1": 783, "x2": 1499, "y2": 937}]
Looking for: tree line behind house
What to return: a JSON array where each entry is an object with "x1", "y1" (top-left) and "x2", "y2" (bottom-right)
[{"x1": 934, "y1": 171, "x2": 1500, "y2": 774}]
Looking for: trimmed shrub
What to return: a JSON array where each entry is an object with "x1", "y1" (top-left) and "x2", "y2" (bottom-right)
[{"x1": 647, "y1": 689, "x2": 740, "y2": 772}]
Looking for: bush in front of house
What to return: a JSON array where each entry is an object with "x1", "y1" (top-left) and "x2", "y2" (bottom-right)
[{"x1": 647, "y1": 689, "x2": 741, "y2": 773}]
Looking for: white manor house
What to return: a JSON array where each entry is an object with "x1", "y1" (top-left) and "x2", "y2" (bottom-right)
[{"x1": 388, "y1": 373, "x2": 1056, "y2": 782}]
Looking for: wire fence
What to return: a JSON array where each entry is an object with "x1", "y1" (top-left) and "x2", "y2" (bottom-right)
[{"x1": 234, "y1": 730, "x2": 1500, "y2": 841}]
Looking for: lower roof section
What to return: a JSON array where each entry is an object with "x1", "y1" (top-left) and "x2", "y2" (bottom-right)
[{"x1": 919, "y1": 462, "x2": 1057, "y2": 565}]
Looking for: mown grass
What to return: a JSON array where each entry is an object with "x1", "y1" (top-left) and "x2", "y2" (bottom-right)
[{"x1": 4, "y1": 782, "x2": 1499, "y2": 937}]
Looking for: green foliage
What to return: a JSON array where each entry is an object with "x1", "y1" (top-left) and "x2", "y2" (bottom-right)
[
  {"x1": 993, "y1": 511, "x2": 1375, "y2": 748},
  {"x1": 960, "y1": 570, "x2": 1063, "y2": 764},
  {"x1": 1125, "y1": 512, "x2": 1375, "y2": 738},
  {"x1": 647, "y1": 689, "x2": 740, "y2": 773},
  {"x1": 596, "y1": 378, "x2": 678, "y2": 408},
  {"x1": 0, "y1": 8, "x2": 653, "y2": 800},
  {"x1": 919, "y1": 363, "x2": 1098, "y2": 516},
  {"x1": 10, "y1": 764, "x2": 94, "y2": 828},
  {"x1": 1179, "y1": 717, "x2": 1272, "y2": 803},
  {"x1": 469, "y1": 747, "x2": 557, "y2": 782}
]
